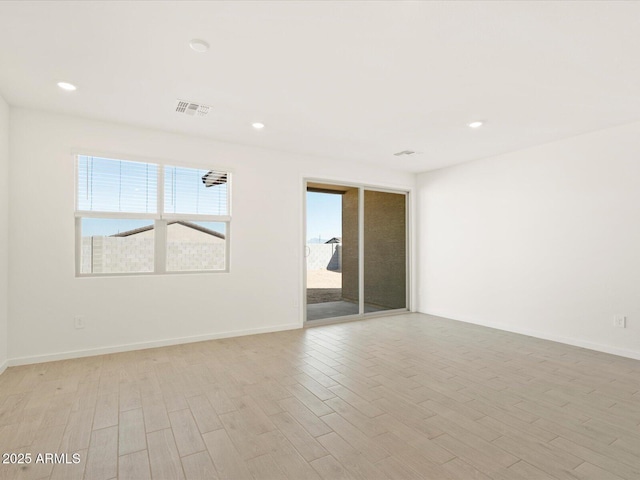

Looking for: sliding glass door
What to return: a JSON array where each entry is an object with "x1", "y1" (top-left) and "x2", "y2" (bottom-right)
[
  {"x1": 304, "y1": 181, "x2": 408, "y2": 323},
  {"x1": 363, "y1": 190, "x2": 407, "y2": 312},
  {"x1": 305, "y1": 183, "x2": 359, "y2": 321}
]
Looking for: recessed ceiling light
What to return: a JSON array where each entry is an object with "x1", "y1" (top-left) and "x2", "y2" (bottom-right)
[
  {"x1": 57, "y1": 82, "x2": 77, "y2": 91},
  {"x1": 252, "y1": 122, "x2": 265, "y2": 130},
  {"x1": 468, "y1": 121, "x2": 484, "y2": 128},
  {"x1": 189, "y1": 39, "x2": 210, "y2": 53}
]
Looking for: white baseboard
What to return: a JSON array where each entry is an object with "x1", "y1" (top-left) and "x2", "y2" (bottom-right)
[
  {"x1": 422, "y1": 310, "x2": 640, "y2": 361},
  {"x1": 7, "y1": 322, "x2": 301, "y2": 367},
  {"x1": 7, "y1": 311, "x2": 638, "y2": 369}
]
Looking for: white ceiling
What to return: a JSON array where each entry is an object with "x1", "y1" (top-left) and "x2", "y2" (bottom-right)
[{"x1": 1, "y1": 1, "x2": 639, "y2": 173}]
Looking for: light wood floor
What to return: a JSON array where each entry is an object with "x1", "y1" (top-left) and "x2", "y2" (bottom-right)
[{"x1": 1, "y1": 313, "x2": 640, "y2": 480}]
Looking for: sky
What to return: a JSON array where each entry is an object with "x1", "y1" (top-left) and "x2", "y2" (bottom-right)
[
  {"x1": 306, "y1": 191, "x2": 342, "y2": 242},
  {"x1": 78, "y1": 156, "x2": 341, "y2": 240},
  {"x1": 83, "y1": 190, "x2": 342, "y2": 240},
  {"x1": 82, "y1": 218, "x2": 153, "y2": 236},
  {"x1": 81, "y1": 218, "x2": 226, "y2": 237},
  {"x1": 78, "y1": 155, "x2": 227, "y2": 236}
]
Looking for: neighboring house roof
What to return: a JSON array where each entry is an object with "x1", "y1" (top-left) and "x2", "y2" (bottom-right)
[
  {"x1": 325, "y1": 237, "x2": 342, "y2": 244},
  {"x1": 111, "y1": 221, "x2": 225, "y2": 239}
]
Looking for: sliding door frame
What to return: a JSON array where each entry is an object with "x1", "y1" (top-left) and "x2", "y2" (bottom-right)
[{"x1": 302, "y1": 178, "x2": 411, "y2": 327}]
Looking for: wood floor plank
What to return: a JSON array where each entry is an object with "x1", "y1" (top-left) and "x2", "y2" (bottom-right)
[
  {"x1": 433, "y1": 432, "x2": 518, "y2": 473},
  {"x1": 93, "y1": 392, "x2": 119, "y2": 430},
  {"x1": 319, "y1": 412, "x2": 391, "y2": 464},
  {"x1": 550, "y1": 436, "x2": 640, "y2": 480},
  {"x1": 267, "y1": 434, "x2": 323, "y2": 480},
  {"x1": 163, "y1": 390, "x2": 189, "y2": 414},
  {"x1": 316, "y1": 432, "x2": 387, "y2": 480},
  {"x1": 373, "y1": 394, "x2": 435, "y2": 427},
  {"x1": 84, "y1": 426, "x2": 118, "y2": 480},
  {"x1": 186, "y1": 394, "x2": 222, "y2": 434},
  {"x1": 218, "y1": 409, "x2": 273, "y2": 461},
  {"x1": 1, "y1": 313, "x2": 639, "y2": 480},
  {"x1": 297, "y1": 364, "x2": 340, "y2": 389},
  {"x1": 311, "y1": 454, "x2": 355, "y2": 480},
  {"x1": 11, "y1": 424, "x2": 66, "y2": 480},
  {"x1": 330, "y1": 373, "x2": 382, "y2": 404},
  {"x1": 323, "y1": 396, "x2": 387, "y2": 437},
  {"x1": 201, "y1": 428, "x2": 253, "y2": 480},
  {"x1": 374, "y1": 456, "x2": 424, "y2": 480},
  {"x1": 609, "y1": 436, "x2": 640, "y2": 459},
  {"x1": 507, "y1": 460, "x2": 556, "y2": 480},
  {"x1": 278, "y1": 396, "x2": 333, "y2": 437},
  {"x1": 285, "y1": 383, "x2": 334, "y2": 417},
  {"x1": 327, "y1": 384, "x2": 384, "y2": 418},
  {"x1": 181, "y1": 451, "x2": 219, "y2": 480},
  {"x1": 467, "y1": 398, "x2": 557, "y2": 443},
  {"x1": 119, "y1": 408, "x2": 146, "y2": 456},
  {"x1": 270, "y1": 412, "x2": 328, "y2": 462},
  {"x1": 118, "y1": 450, "x2": 151, "y2": 480},
  {"x1": 294, "y1": 373, "x2": 337, "y2": 401},
  {"x1": 232, "y1": 394, "x2": 277, "y2": 434},
  {"x1": 40, "y1": 403, "x2": 72, "y2": 429},
  {"x1": 50, "y1": 448, "x2": 87, "y2": 480},
  {"x1": 246, "y1": 454, "x2": 288, "y2": 480},
  {"x1": 492, "y1": 433, "x2": 586, "y2": 479},
  {"x1": 375, "y1": 431, "x2": 456, "y2": 477},
  {"x1": 168, "y1": 409, "x2": 206, "y2": 457},
  {"x1": 441, "y1": 457, "x2": 494, "y2": 480},
  {"x1": 572, "y1": 461, "x2": 627, "y2": 480},
  {"x1": 142, "y1": 394, "x2": 171, "y2": 433},
  {"x1": 147, "y1": 428, "x2": 185, "y2": 480},
  {"x1": 244, "y1": 384, "x2": 286, "y2": 416},
  {"x1": 119, "y1": 383, "x2": 142, "y2": 412},
  {"x1": 58, "y1": 407, "x2": 95, "y2": 453},
  {"x1": 532, "y1": 416, "x2": 616, "y2": 450}
]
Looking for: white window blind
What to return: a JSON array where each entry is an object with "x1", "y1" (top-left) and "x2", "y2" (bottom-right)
[
  {"x1": 77, "y1": 155, "x2": 158, "y2": 213},
  {"x1": 164, "y1": 166, "x2": 228, "y2": 216}
]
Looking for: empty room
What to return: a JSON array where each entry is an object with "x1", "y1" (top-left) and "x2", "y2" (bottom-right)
[{"x1": 0, "y1": 1, "x2": 639, "y2": 479}]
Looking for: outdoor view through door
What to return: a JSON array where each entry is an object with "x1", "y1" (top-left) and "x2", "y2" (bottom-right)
[{"x1": 306, "y1": 182, "x2": 407, "y2": 322}]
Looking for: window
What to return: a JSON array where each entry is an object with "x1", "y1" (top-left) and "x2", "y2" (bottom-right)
[{"x1": 76, "y1": 155, "x2": 230, "y2": 275}]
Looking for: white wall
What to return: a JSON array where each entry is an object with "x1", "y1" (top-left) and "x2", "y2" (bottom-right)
[
  {"x1": 8, "y1": 108, "x2": 414, "y2": 364},
  {"x1": 418, "y1": 121, "x2": 640, "y2": 360},
  {"x1": 0, "y1": 96, "x2": 8, "y2": 372}
]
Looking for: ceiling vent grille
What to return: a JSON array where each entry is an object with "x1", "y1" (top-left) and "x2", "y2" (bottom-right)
[
  {"x1": 202, "y1": 170, "x2": 228, "y2": 187},
  {"x1": 393, "y1": 150, "x2": 416, "y2": 156},
  {"x1": 175, "y1": 99, "x2": 211, "y2": 117}
]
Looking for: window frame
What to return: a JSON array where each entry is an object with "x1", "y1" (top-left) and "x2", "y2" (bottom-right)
[{"x1": 74, "y1": 152, "x2": 232, "y2": 277}]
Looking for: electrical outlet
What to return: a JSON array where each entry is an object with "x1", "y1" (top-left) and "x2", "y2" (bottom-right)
[
  {"x1": 613, "y1": 315, "x2": 626, "y2": 328},
  {"x1": 74, "y1": 316, "x2": 85, "y2": 329}
]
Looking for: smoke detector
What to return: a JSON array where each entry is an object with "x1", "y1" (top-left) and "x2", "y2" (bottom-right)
[{"x1": 175, "y1": 99, "x2": 211, "y2": 117}]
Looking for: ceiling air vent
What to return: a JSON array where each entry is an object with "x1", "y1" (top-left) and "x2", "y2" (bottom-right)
[
  {"x1": 202, "y1": 170, "x2": 228, "y2": 187},
  {"x1": 175, "y1": 99, "x2": 211, "y2": 117},
  {"x1": 394, "y1": 150, "x2": 416, "y2": 156}
]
